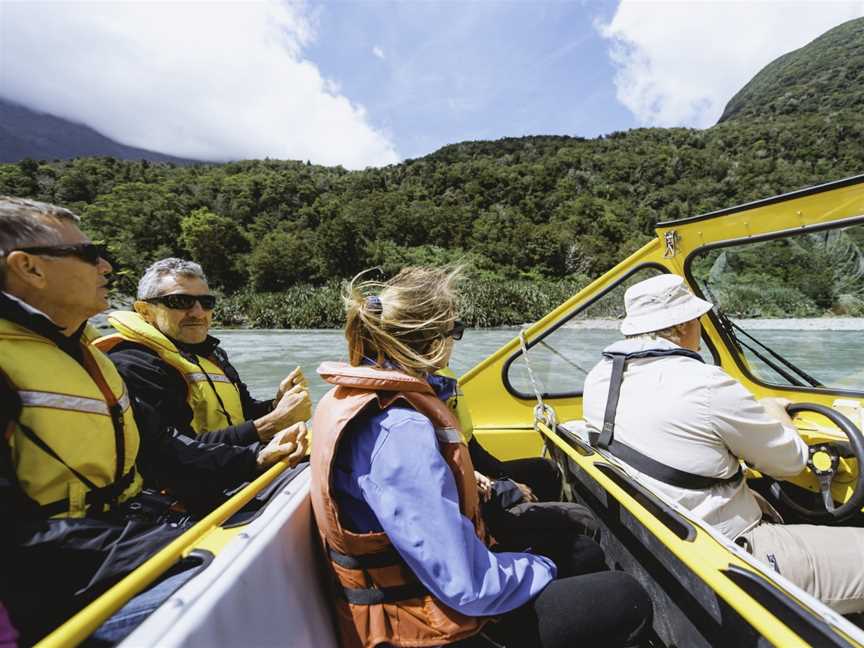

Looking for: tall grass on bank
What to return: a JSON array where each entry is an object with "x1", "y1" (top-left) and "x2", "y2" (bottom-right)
[
  {"x1": 215, "y1": 277, "x2": 589, "y2": 329},
  {"x1": 216, "y1": 283, "x2": 345, "y2": 329}
]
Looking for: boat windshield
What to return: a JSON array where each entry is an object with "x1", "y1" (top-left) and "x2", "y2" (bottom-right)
[
  {"x1": 690, "y1": 220, "x2": 864, "y2": 394},
  {"x1": 506, "y1": 266, "x2": 717, "y2": 399}
]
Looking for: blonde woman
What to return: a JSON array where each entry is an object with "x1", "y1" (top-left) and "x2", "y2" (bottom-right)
[{"x1": 311, "y1": 267, "x2": 651, "y2": 648}]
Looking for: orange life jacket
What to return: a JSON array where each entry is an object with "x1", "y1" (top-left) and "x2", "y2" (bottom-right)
[{"x1": 310, "y1": 361, "x2": 491, "y2": 648}]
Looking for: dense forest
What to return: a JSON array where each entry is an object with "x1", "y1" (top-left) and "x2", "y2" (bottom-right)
[{"x1": 2, "y1": 17, "x2": 863, "y2": 326}]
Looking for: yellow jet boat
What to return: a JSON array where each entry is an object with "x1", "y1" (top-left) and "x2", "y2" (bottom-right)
[{"x1": 40, "y1": 174, "x2": 864, "y2": 647}]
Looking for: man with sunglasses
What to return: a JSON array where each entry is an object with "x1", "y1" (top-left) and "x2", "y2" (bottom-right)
[
  {"x1": 0, "y1": 196, "x2": 307, "y2": 643},
  {"x1": 96, "y1": 258, "x2": 311, "y2": 446}
]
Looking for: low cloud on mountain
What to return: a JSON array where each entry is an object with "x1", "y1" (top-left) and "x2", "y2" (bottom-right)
[
  {"x1": 0, "y1": 0, "x2": 399, "y2": 168},
  {"x1": 599, "y1": 0, "x2": 864, "y2": 128}
]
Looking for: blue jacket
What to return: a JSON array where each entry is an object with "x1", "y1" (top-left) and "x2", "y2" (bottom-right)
[{"x1": 332, "y1": 372, "x2": 555, "y2": 616}]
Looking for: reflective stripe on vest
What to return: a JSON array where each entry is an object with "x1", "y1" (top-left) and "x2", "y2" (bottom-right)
[
  {"x1": 0, "y1": 319, "x2": 143, "y2": 518},
  {"x1": 95, "y1": 311, "x2": 245, "y2": 436},
  {"x1": 18, "y1": 389, "x2": 131, "y2": 416},
  {"x1": 592, "y1": 348, "x2": 743, "y2": 490},
  {"x1": 435, "y1": 426, "x2": 463, "y2": 444},
  {"x1": 186, "y1": 372, "x2": 233, "y2": 385}
]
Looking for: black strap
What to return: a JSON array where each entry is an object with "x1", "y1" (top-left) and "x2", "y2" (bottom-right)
[
  {"x1": 109, "y1": 402, "x2": 125, "y2": 483},
  {"x1": 17, "y1": 421, "x2": 99, "y2": 491},
  {"x1": 342, "y1": 583, "x2": 427, "y2": 605},
  {"x1": 17, "y1": 420, "x2": 137, "y2": 515},
  {"x1": 593, "y1": 437, "x2": 742, "y2": 490},
  {"x1": 37, "y1": 467, "x2": 136, "y2": 517},
  {"x1": 181, "y1": 349, "x2": 236, "y2": 426},
  {"x1": 598, "y1": 354, "x2": 626, "y2": 448},
  {"x1": 328, "y1": 546, "x2": 428, "y2": 605},
  {"x1": 211, "y1": 347, "x2": 243, "y2": 386},
  {"x1": 329, "y1": 546, "x2": 405, "y2": 570},
  {"x1": 595, "y1": 348, "x2": 742, "y2": 491}
]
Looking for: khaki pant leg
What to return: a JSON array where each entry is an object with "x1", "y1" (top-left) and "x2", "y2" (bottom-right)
[{"x1": 741, "y1": 522, "x2": 864, "y2": 614}]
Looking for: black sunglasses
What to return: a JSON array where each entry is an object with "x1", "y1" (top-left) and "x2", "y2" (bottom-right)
[
  {"x1": 448, "y1": 320, "x2": 465, "y2": 341},
  {"x1": 15, "y1": 243, "x2": 110, "y2": 266},
  {"x1": 145, "y1": 293, "x2": 218, "y2": 311}
]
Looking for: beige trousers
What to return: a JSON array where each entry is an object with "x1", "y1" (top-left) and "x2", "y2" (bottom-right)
[{"x1": 740, "y1": 521, "x2": 864, "y2": 614}]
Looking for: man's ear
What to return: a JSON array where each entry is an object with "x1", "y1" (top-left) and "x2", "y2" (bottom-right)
[
  {"x1": 676, "y1": 322, "x2": 693, "y2": 339},
  {"x1": 4, "y1": 251, "x2": 48, "y2": 289}
]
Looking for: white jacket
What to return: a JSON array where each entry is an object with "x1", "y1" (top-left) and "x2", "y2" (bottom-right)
[{"x1": 583, "y1": 337, "x2": 808, "y2": 538}]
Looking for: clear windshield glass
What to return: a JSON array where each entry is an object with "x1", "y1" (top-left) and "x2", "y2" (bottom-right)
[
  {"x1": 507, "y1": 266, "x2": 715, "y2": 397},
  {"x1": 690, "y1": 221, "x2": 864, "y2": 392}
]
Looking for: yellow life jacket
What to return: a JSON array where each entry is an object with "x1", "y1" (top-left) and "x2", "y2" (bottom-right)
[
  {"x1": 436, "y1": 367, "x2": 474, "y2": 443},
  {"x1": 94, "y1": 311, "x2": 245, "y2": 436},
  {"x1": 0, "y1": 319, "x2": 143, "y2": 518}
]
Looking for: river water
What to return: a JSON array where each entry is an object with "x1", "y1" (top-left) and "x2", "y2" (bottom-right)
[{"x1": 214, "y1": 327, "x2": 863, "y2": 403}]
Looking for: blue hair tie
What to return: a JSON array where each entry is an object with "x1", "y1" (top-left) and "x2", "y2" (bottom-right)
[{"x1": 366, "y1": 295, "x2": 382, "y2": 314}]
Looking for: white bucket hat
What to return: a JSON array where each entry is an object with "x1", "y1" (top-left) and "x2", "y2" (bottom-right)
[{"x1": 620, "y1": 274, "x2": 713, "y2": 336}]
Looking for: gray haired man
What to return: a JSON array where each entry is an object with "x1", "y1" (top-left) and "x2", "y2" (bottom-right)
[
  {"x1": 583, "y1": 273, "x2": 864, "y2": 613},
  {"x1": 0, "y1": 196, "x2": 305, "y2": 643},
  {"x1": 96, "y1": 258, "x2": 311, "y2": 446}
]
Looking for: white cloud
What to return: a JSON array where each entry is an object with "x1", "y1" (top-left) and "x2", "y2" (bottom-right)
[
  {"x1": 599, "y1": 0, "x2": 864, "y2": 128},
  {"x1": 372, "y1": 45, "x2": 386, "y2": 60},
  {"x1": 0, "y1": 0, "x2": 399, "y2": 168}
]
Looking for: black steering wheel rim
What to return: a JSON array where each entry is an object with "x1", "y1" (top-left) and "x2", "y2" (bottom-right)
[{"x1": 772, "y1": 402, "x2": 864, "y2": 522}]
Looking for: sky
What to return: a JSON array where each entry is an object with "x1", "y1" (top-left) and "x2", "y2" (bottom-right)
[{"x1": 1, "y1": 0, "x2": 863, "y2": 169}]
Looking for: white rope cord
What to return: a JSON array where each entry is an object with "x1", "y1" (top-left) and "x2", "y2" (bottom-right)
[{"x1": 518, "y1": 327, "x2": 557, "y2": 443}]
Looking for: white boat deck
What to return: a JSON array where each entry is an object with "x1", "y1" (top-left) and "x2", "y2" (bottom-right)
[{"x1": 122, "y1": 467, "x2": 338, "y2": 648}]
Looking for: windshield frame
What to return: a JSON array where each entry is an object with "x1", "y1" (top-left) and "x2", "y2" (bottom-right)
[
  {"x1": 502, "y1": 261, "x2": 721, "y2": 401},
  {"x1": 684, "y1": 213, "x2": 864, "y2": 399}
]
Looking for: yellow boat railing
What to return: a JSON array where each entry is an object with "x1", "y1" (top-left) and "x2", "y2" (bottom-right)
[
  {"x1": 36, "y1": 460, "x2": 292, "y2": 648},
  {"x1": 540, "y1": 421, "x2": 863, "y2": 647}
]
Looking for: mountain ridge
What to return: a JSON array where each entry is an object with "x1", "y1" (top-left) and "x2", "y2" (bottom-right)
[
  {"x1": 719, "y1": 17, "x2": 864, "y2": 123},
  {"x1": 0, "y1": 98, "x2": 201, "y2": 164},
  {"x1": 3, "y1": 17, "x2": 864, "y2": 165}
]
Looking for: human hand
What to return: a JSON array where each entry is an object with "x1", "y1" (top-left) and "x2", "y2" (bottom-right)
[
  {"x1": 475, "y1": 471, "x2": 493, "y2": 502},
  {"x1": 256, "y1": 421, "x2": 309, "y2": 470},
  {"x1": 275, "y1": 367, "x2": 307, "y2": 403},
  {"x1": 759, "y1": 397, "x2": 795, "y2": 426},
  {"x1": 514, "y1": 481, "x2": 538, "y2": 503},
  {"x1": 256, "y1": 383, "x2": 312, "y2": 441}
]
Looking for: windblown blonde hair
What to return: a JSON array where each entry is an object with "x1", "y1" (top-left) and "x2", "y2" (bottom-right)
[{"x1": 344, "y1": 266, "x2": 462, "y2": 376}]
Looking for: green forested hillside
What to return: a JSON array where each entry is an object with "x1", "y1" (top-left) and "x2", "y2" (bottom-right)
[
  {"x1": 2, "y1": 18, "x2": 863, "y2": 326},
  {"x1": 720, "y1": 18, "x2": 864, "y2": 122}
]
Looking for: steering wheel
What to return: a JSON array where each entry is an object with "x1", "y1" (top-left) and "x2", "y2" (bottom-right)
[{"x1": 770, "y1": 403, "x2": 864, "y2": 522}]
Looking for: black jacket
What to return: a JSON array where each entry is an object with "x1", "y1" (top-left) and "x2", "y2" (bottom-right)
[
  {"x1": 0, "y1": 292, "x2": 258, "y2": 643},
  {"x1": 107, "y1": 336, "x2": 272, "y2": 446}
]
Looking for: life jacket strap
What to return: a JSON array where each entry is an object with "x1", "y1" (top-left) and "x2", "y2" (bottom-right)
[
  {"x1": 329, "y1": 546, "x2": 405, "y2": 570},
  {"x1": 178, "y1": 348, "x2": 236, "y2": 426},
  {"x1": 341, "y1": 582, "x2": 428, "y2": 606},
  {"x1": 594, "y1": 348, "x2": 743, "y2": 491},
  {"x1": 597, "y1": 353, "x2": 627, "y2": 448},
  {"x1": 328, "y1": 546, "x2": 428, "y2": 605},
  {"x1": 37, "y1": 467, "x2": 137, "y2": 517},
  {"x1": 17, "y1": 419, "x2": 100, "y2": 491},
  {"x1": 16, "y1": 416, "x2": 136, "y2": 516}
]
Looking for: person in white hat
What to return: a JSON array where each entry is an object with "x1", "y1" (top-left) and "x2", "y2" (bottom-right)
[{"x1": 582, "y1": 273, "x2": 864, "y2": 613}]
